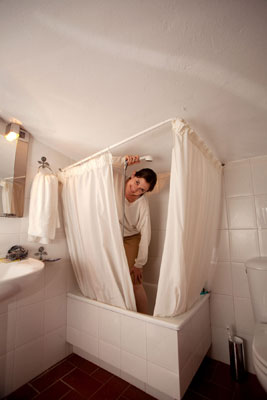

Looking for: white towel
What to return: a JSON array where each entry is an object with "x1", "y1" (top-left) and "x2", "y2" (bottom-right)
[
  {"x1": 28, "y1": 170, "x2": 60, "y2": 244},
  {"x1": 0, "y1": 180, "x2": 13, "y2": 214}
]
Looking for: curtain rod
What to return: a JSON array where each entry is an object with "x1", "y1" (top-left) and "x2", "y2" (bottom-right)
[{"x1": 61, "y1": 117, "x2": 175, "y2": 172}]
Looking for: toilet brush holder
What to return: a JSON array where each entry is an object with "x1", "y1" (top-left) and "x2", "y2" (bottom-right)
[{"x1": 228, "y1": 335, "x2": 246, "y2": 382}]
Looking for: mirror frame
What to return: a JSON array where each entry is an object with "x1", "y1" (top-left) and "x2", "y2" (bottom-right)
[{"x1": 0, "y1": 131, "x2": 30, "y2": 218}]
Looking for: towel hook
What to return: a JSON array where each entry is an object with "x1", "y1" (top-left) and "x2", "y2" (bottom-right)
[{"x1": 38, "y1": 156, "x2": 53, "y2": 172}]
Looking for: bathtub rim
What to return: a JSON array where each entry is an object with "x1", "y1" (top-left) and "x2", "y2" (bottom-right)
[{"x1": 67, "y1": 289, "x2": 210, "y2": 331}]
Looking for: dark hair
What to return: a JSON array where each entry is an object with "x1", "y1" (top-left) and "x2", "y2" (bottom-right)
[{"x1": 135, "y1": 168, "x2": 157, "y2": 192}]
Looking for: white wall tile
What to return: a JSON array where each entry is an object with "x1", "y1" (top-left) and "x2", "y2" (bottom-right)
[
  {"x1": 15, "y1": 302, "x2": 44, "y2": 348},
  {"x1": 121, "y1": 350, "x2": 147, "y2": 382},
  {"x1": 99, "y1": 340, "x2": 121, "y2": 370},
  {"x1": 255, "y1": 195, "x2": 267, "y2": 228},
  {"x1": 229, "y1": 230, "x2": 260, "y2": 262},
  {"x1": 0, "y1": 311, "x2": 16, "y2": 356},
  {"x1": 79, "y1": 331, "x2": 99, "y2": 359},
  {"x1": 234, "y1": 297, "x2": 255, "y2": 335},
  {"x1": 99, "y1": 308, "x2": 120, "y2": 347},
  {"x1": 178, "y1": 322, "x2": 194, "y2": 368},
  {"x1": 147, "y1": 361, "x2": 179, "y2": 399},
  {"x1": 45, "y1": 261, "x2": 68, "y2": 298},
  {"x1": 251, "y1": 156, "x2": 267, "y2": 195},
  {"x1": 68, "y1": 298, "x2": 98, "y2": 337},
  {"x1": 259, "y1": 229, "x2": 267, "y2": 256},
  {"x1": 0, "y1": 218, "x2": 21, "y2": 234},
  {"x1": 146, "y1": 323, "x2": 178, "y2": 373},
  {"x1": 0, "y1": 295, "x2": 16, "y2": 316},
  {"x1": 211, "y1": 262, "x2": 232, "y2": 295},
  {"x1": 13, "y1": 338, "x2": 44, "y2": 390},
  {"x1": 66, "y1": 326, "x2": 80, "y2": 348},
  {"x1": 44, "y1": 294, "x2": 66, "y2": 333},
  {"x1": 149, "y1": 198, "x2": 169, "y2": 231},
  {"x1": 227, "y1": 197, "x2": 256, "y2": 229},
  {"x1": 219, "y1": 196, "x2": 228, "y2": 229},
  {"x1": 149, "y1": 230, "x2": 166, "y2": 258},
  {"x1": 231, "y1": 263, "x2": 250, "y2": 298},
  {"x1": 0, "y1": 351, "x2": 14, "y2": 398},
  {"x1": 217, "y1": 230, "x2": 230, "y2": 261},
  {"x1": 121, "y1": 315, "x2": 146, "y2": 358},
  {"x1": 224, "y1": 160, "x2": 253, "y2": 197},
  {"x1": 210, "y1": 294, "x2": 235, "y2": 329},
  {"x1": 16, "y1": 269, "x2": 45, "y2": 307},
  {"x1": 143, "y1": 256, "x2": 162, "y2": 284},
  {"x1": 44, "y1": 326, "x2": 67, "y2": 370},
  {"x1": 210, "y1": 326, "x2": 230, "y2": 364}
]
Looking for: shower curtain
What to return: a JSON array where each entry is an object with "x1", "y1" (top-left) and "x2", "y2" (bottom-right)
[
  {"x1": 153, "y1": 119, "x2": 222, "y2": 317},
  {"x1": 59, "y1": 152, "x2": 136, "y2": 310}
]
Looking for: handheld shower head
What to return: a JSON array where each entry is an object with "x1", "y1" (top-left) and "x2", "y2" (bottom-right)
[{"x1": 140, "y1": 155, "x2": 153, "y2": 162}]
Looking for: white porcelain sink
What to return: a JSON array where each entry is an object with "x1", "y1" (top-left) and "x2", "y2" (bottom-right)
[{"x1": 0, "y1": 258, "x2": 44, "y2": 300}]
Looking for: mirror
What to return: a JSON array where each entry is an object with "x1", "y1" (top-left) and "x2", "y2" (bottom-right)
[{"x1": 0, "y1": 122, "x2": 29, "y2": 217}]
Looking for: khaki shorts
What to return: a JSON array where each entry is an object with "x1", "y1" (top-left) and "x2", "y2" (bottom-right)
[{"x1": 123, "y1": 233, "x2": 142, "y2": 284}]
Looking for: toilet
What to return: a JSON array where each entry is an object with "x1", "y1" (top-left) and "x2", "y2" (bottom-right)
[{"x1": 245, "y1": 257, "x2": 267, "y2": 392}]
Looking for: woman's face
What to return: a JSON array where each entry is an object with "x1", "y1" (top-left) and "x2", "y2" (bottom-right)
[{"x1": 125, "y1": 173, "x2": 150, "y2": 202}]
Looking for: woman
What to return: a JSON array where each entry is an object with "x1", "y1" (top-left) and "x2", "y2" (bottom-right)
[{"x1": 113, "y1": 155, "x2": 157, "y2": 313}]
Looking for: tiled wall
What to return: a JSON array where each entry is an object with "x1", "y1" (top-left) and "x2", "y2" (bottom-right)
[
  {"x1": 0, "y1": 137, "x2": 77, "y2": 397},
  {"x1": 210, "y1": 155, "x2": 267, "y2": 374},
  {"x1": 143, "y1": 173, "x2": 170, "y2": 285}
]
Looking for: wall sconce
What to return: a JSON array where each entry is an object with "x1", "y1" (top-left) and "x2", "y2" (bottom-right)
[{"x1": 5, "y1": 123, "x2": 20, "y2": 142}]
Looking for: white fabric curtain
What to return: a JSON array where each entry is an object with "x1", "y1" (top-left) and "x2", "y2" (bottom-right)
[
  {"x1": 59, "y1": 152, "x2": 136, "y2": 311},
  {"x1": 154, "y1": 119, "x2": 222, "y2": 317}
]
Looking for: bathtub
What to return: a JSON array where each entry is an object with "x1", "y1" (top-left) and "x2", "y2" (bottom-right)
[{"x1": 66, "y1": 287, "x2": 211, "y2": 400}]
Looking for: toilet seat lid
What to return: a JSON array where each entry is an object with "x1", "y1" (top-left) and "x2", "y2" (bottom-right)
[{"x1": 253, "y1": 324, "x2": 267, "y2": 369}]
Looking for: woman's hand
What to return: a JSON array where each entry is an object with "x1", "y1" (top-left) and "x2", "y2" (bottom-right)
[
  {"x1": 131, "y1": 266, "x2": 143, "y2": 284},
  {"x1": 125, "y1": 155, "x2": 140, "y2": 166}
]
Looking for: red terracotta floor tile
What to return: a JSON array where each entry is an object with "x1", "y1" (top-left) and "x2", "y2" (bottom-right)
[
  {"x1": 122, "y1": 385, "x2": 156, "y2": 400},
  {"x1": 62, "y1": 368, "x2": 102, "y2": 398},
  {"x1": 32, "y1": 380, "x2": 71, "y2": 400},
  {"x1": 90, "y1": 367, "x2": 113, "y2": 384},
  {"x1": 190, "y1": 379, "x2": 233, "y2": 400},
  {"x1": 232, "y1": 373, "x2": 267, "y2": 400},
  {"x1": 182, "y1": 390, "x2": 210, "y2": 400},
  {"x1": 6, "y1": 383, "x2": 38, "y2": 400},
  {"x1": 61, "y1": 390, "x2": 87, "y2": 400},
  {"x1": 68, "y1": 354, "x2": 99, "y2": 376},
  {"x1": 89, "y1": 375, "x2": 130, "y2": 400},
  {"x1": 31, "y1": 360, "x2": 75, "y2": 392}
]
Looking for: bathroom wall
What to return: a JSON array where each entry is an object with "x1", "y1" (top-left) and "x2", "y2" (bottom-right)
[
  {"x1": 143, "y1": 173, "x2": 170, "y2": 286},
  {"x1": 210, "y1": 155, "x2": 267, "y2": 374},
  {"x1": 0, "y1": 137, "x2": 77, "y2": 397}
]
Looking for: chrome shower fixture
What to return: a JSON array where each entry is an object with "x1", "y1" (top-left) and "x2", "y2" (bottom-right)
[{"x1": 140, "y1": 155, "x2": 153, "y2": 162}]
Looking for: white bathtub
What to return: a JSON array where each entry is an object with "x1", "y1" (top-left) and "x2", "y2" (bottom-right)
[{"x1": 66, "y1": 288, "x2": 211, "y2": 400}]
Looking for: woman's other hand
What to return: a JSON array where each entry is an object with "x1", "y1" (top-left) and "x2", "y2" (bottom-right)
[{"x1": 125, "y1": 155, "x2": 140, "y2": 166}]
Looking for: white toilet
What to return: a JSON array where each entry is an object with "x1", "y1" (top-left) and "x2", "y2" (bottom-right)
[{"x1": 245, "y1": 256, "x2": 267, "y2": 392}]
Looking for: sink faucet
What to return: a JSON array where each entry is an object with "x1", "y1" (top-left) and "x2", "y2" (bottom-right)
[{"x1": 34, "y1": 247, "x2": 47, "y2": 261}]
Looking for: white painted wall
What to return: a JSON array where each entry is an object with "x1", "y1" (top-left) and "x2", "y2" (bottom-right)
[
  {"x1": 0, "y1": 137, "x2": 77, "y2": 397},
  {"x1": 209, "y1": 155, "x2": 267, "y2": 374}
]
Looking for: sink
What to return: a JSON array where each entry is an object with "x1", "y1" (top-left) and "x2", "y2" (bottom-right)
[{"x1": 0, "y1": 258, "x2": 44, "y2": 301}]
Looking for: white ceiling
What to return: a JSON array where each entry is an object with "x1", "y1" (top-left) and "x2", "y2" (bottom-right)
[{"x1": 0, "y1": 0, "x2": 267, "y2": 166}]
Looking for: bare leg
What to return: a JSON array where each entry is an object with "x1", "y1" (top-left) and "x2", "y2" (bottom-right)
[
  {"x1": 123, "y1": 234, "x2": 148, "y2": 313},
  {"x1": 133, "y1": 284, "x2": 148, "y2": 314}
]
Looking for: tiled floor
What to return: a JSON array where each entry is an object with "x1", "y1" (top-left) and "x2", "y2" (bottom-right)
[{"x1": 3, "y1": 354, "x2": 267, "y2": 400}]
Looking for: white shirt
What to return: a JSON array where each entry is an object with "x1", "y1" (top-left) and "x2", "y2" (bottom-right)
[{"x1": 112, "y1": 157, "x2": 151, "y2": 268}]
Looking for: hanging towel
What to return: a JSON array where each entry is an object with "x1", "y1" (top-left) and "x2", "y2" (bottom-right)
[
  {"x1": 0, "y1": 180, "x2": 13, "y2": 214},
  {"x1": 28, "y1": 170, "x2": 60, "y2": 244}
]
